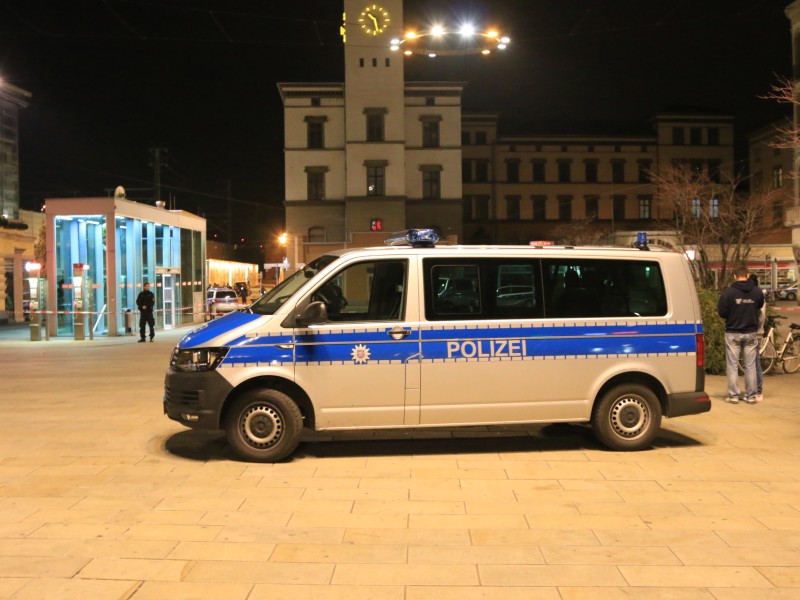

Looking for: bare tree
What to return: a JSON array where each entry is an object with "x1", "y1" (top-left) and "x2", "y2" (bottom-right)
[
  {"x1": 761, "y1": 76, "x2": 800, "y2": 151},
  {"x1": 653, "y1": 166, "x2": 781, "y2": 290}
]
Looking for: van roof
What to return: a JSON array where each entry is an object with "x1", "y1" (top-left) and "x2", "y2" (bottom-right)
[{"x1": 322, "y1": 244, "x2": 675, "y2": 259}]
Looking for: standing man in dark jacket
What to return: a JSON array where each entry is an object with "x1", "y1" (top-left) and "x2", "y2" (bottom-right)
[
  {"x1": 136, "y1": 282, "x2": 156, "y2": 343},
  {"x1": 717, "y1": 266, "x2": 764, "y2": 403}
]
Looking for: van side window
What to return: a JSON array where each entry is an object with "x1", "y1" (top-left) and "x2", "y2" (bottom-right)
[
  {"x1": 542, "y1": 259, "x2": 666, "y2": 318},
  {"x1": 312, "y1": 260, "x2": 407, "y2": 322},
  {"x1": 424, "y1": 258, "x2": 543, "y2": 320}
]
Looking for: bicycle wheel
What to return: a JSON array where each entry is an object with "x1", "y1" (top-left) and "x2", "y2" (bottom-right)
[
  {"x1": 761, "y1": 340, "x2": 777, "y2": 375},
  {"x1": 782, "y1": 339, "x2": 800, "y2": 374}
]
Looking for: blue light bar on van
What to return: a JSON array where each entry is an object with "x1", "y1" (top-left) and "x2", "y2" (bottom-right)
[{"x1": 384, "y1": 229, "x2": 440, "y2": 248}]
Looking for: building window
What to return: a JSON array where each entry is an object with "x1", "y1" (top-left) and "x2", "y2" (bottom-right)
[
  {"x1": 585, "y1": 195, "x2": 599, "y2": 219},
  {"x1": 475, "y1": 131, "x2": 487, "y2": 145},
  {"x1": 672, "y1": 127, "x2": 685, "y2": 145},
  {"x1": 708, "y1": 160, "x2": 721, "y2": 183},
  {"x1": 425, "y1": 96, "x2": 435, "y2": 106},
  {"x1": 372, "y1": 58, "x2": 377, "y2": 67},
  {"x1": 307, "y1": 171, "x2": 325, "y2": 200},
  {"x1": 690, "y1": 127, "x2": 702, "y2": 145},
  {"x1": 773, "y1": 200, "x2": 784, "y2": 226},
  {"x1": 506, "y1": 196, "x2": 520, "y2": 220},
  {"x1": 690, "y1": 161, "x2": 703, "y2": 175},
  {"x1": 533, "y1": 195, "x2": 547, "y2": 220},
  {"x1": 308, "y1": 226, "x2": 325, "y2": 242},
  {"x1": 709, "y1": 197, "x2": 719, "y2": 219},
  {"x1": 475, "y1": 196, "x2": 490, "y2": 220},
  {"x1": 637, "y1": 160, "x2": 652, "y2": 183},
  {"x1": 773, "y1": 166, "x2": 784, "y2": 188},
  {"x1": 638, "y1": 196, "x2": 652, "y2": 220},
  {"x1": 305, "y1": 166, "x2": 328, "y2": 200},
  {"x1": 385, "y1": 58, "x2": 391, "y2": 67},
  {"x1": 532, "y1": 160, "x2": 546, "y2": 183},
  {"x1": 506, "y1": 160, "x2": 519, "y2": 183},
  {"x1": 421, "y1": 166, "x2": 442, "y2": 200},
  {"x1": 422, "y1": 118, "x2": 440, "y2": 148},
  {"x1": 310, "y1": 97, "x2": 321, "y2": 107},
  {"x1": 462, "y1": 131, "x2": 471, "y2": 145},
  {"x1": 463, "y1": 196, "x2": 473, "y2": 222},
  {"x1": 359, "y1": 58, "x2": 365, "y2": 67},
  {"x1": 584, "y1": 161, "x2": 598, "y2": 183},
  {"x1": 462, "y1": 159, "x2": 472, "y2": 182},
  {"x1": 613, "y1": 195, "x2": 626, "y2": 221},
  {"x1": 475, "y1": 161, "x2": 489, "y2": 182},
  {"x1": 691, "y1": 197, "x2": 702, "y2": 218},
  {"x1": 366, "y1": 165, "x2": 385, "y2": 196},
  {"x1": 708, "y1": 127, "x2": 720, "y2": 145},
  {"x1": 558, "y1": 196, "x2": 572, "y2": 220},
  {"x1": 557, "y1": 160, "x2": 571, "y2": 183},
  {"x1": 364, "y1": 109, "x2": 386, "y2": 142},
  {"x1": 306, "y1": 120, "x2": 325, "y2": 149},
  {"x1": 611, "y1": 160, "x2": 625, "y2": 184}
]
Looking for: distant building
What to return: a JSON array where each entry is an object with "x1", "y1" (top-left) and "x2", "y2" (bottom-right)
[
  {"x1": 44, "y1": 197, "x2": 206, "y2": 337},
  {"x1": 462, "y1": 111, "x2": 735, "y2": 244},
  {"x1": 747, "y1": 120, "x2": 797, "y2": 285},
  {"x1": 0, "y1": 81, "x2": 31, "y2": 220}
]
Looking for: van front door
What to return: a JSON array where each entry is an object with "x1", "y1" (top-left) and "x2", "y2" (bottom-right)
[{"x1": 293, "y1": 258, "x2": 420, "y2": 429}]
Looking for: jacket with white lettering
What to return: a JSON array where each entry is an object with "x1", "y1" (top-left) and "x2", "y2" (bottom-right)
[{"x1": 717, "y1": 278, "x2": 764, "y2": 333}]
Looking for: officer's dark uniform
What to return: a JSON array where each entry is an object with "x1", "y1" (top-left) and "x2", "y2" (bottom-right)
[{"x1": 136, "y1": 285, "x2": 156, "y2": 342}]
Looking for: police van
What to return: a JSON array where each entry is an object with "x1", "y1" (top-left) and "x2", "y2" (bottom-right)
[{"x1": 164, "y1": 230, "x2": 710, "y2": 462}]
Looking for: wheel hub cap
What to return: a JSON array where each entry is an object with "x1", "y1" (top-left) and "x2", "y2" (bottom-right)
[
  {"x1": 610, "y1": 396, "x2": 648, "y2": 438},
  {"x1": 242, "y1": 405, "x2": 283, "y2": 448}
]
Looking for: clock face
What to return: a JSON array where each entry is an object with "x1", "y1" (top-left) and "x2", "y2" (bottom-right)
[{"x1": 359, "y1": 4, "x2": 390, "y2": 35}]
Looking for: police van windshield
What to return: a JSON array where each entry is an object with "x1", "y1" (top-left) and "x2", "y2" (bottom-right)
[{"x1": 250, "y1": 255, "x2": 338, "y2": 316}]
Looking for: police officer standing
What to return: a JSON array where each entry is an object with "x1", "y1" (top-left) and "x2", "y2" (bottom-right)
[{"x1": 136, "y1": 282, "x2": 156, "y2": 343}]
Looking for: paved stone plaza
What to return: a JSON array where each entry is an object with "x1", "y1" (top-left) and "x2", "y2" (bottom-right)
[{"x1": 0, "y1": 325, "x2": 799, "y2": 599}]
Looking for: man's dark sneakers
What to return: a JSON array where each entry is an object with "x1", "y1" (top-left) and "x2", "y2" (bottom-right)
[
  {"x1": 149, "y1": 336, "x2": 154, "y2": 342},
  {"x1": 138, "y1": 339, "x2": 146, "y2": 343}
]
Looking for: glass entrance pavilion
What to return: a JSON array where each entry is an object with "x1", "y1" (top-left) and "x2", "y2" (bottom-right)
[{"x1": 45, "y1": 197, "x2": 206, "y2": 337}]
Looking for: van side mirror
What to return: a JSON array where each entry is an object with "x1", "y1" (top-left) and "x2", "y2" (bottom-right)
[{"x1": 295, "y1": 301, "x2": 329, "y2": 327}]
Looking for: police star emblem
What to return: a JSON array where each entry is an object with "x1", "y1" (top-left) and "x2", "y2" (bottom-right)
[{"x1": 351, "y1": 344, "x2": 371, "y2": 364}]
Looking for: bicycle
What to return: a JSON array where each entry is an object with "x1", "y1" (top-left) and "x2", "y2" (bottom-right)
[{"x1": 741, "y1": 314, "x2": 800, "y2": 375}]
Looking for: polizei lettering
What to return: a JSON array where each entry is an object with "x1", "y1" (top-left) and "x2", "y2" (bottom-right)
[{"x1": 446, "y1": 339, "x2": 528, "y2": 359}]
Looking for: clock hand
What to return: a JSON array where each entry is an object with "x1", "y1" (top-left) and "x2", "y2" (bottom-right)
[{"x1": 369, "y1": 14, "x2": 378, "y2": 27}]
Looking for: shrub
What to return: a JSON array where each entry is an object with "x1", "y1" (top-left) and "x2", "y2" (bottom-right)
[{"x1": 697, "y1": 288, "x2": 725, "y2": 374}]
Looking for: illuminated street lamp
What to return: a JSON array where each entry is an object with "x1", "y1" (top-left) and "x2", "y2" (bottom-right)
[{"x1": 390, "y1": 21, "x2": 511, "y2": 57}]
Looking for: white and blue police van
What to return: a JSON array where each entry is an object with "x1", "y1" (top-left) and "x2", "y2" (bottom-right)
[{"x1": 164, "y1": 230, "x2": 710, "y2": 462}]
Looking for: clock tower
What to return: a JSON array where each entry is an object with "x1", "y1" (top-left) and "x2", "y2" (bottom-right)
[
  {"x1": 343, "y1": 0, "x2": 407, "y2": 235},
  {"x1": 279, "y1": 0, "x2": 464, "y2": 255}
]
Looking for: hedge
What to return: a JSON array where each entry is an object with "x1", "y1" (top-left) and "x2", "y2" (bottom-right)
[{"x1": 697, "y1": 288, "x2": 726, "y2": 375}]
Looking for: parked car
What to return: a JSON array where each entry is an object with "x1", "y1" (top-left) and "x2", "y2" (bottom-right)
[
  {"x1": 205, "y1": 287, "x2": 241, "y2": 321},
  {"x1": 776, "y1": 284, "x2": 798, "y2": 301},
  {"x1": 496, "y1": 285, "x2": 535, "y2": 308}
]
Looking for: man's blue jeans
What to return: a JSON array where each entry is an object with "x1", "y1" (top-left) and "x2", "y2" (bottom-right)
[{"x1": 724, "y1": 332, "x2": 759, "y2": 400}]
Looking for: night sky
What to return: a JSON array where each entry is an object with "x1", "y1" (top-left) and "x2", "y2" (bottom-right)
[{"x1": 0, "y1": 0, "x2": 793, "y2": 243}]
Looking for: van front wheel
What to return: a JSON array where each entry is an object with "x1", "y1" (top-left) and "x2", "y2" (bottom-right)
[
  {"x1": 591, "y1": 384, "x2": 662, "y2": 451},
  {"x1": 225, "y1": 389, "x2": 303, "y2": 462}
]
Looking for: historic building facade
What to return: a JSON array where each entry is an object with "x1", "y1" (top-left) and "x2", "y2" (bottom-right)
[
  {"x1": 279, "y1": 0, "x2": 463, "y2": 264},
  {"x1": 461, "y1": 112, "x2": 735, "y2": 245}
]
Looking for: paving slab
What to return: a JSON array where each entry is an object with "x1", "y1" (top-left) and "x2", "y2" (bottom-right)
[{"x1": 0, "y1": 326, "x2": 798, "y2": 598}]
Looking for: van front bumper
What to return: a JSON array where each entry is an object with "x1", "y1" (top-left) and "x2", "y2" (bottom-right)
[
  {"x1": 665, "y1": 391, "x2": 711, "y2": 418},
  {"x1": 163, "y1": 369, "x2": 233, "y2": 429}
]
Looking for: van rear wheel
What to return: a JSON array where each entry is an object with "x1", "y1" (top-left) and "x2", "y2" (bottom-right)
[
  {"x1": 592, "y1": 384, "x2": 662, "y2": 451},
  {"x1": 225, "y1": 389, "x2": 303, "y2": 462}
]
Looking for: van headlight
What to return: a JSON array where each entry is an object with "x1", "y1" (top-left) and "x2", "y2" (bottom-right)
[{"x1": 171, "y1": 347, "x2": 229, "y2": 372}]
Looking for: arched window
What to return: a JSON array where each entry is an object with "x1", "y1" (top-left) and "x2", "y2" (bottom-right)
[{"x1": 308, "y1": 226, "x2": 325, "y2": 243}]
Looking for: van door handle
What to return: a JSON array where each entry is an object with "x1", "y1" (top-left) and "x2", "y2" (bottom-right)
[{"x1": 387, "y1": 327, "x2": 411, "y2": 340}]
